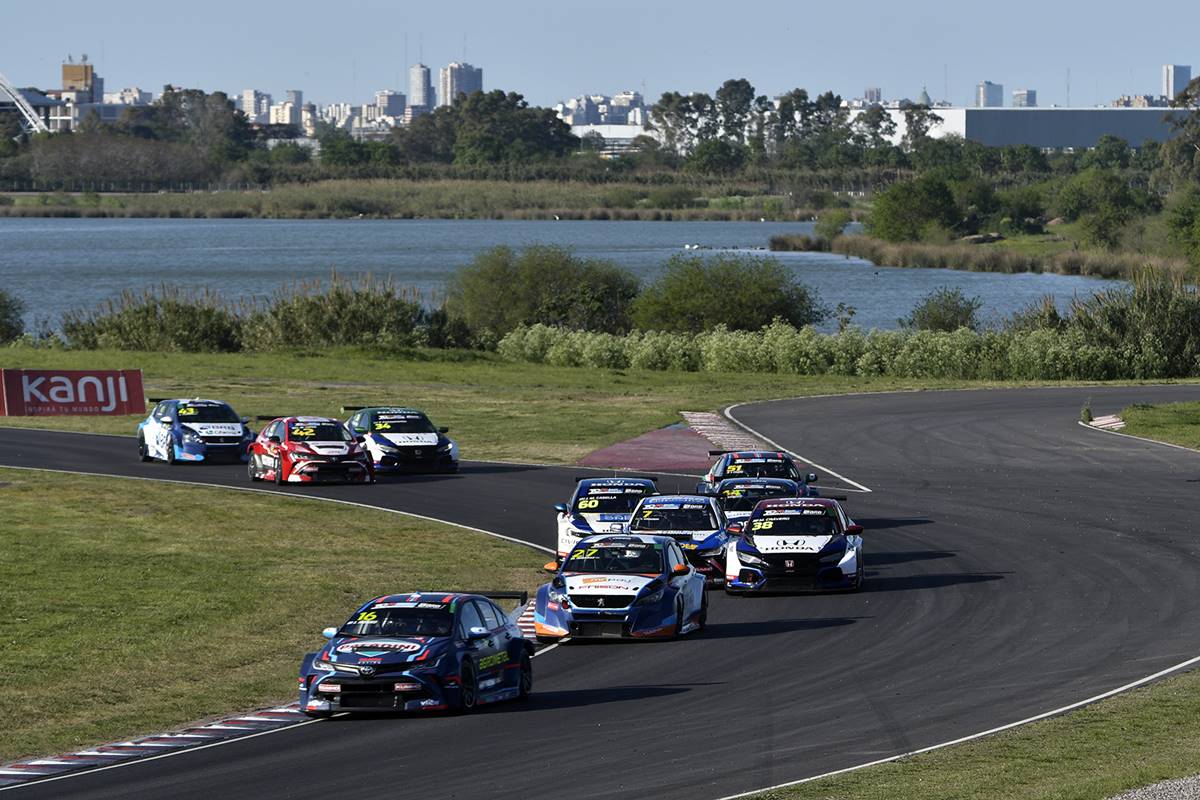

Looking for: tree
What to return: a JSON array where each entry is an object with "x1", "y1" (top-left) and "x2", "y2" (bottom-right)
[
  {"x1": 392, "y1": 106, "x2": 457, "y2": 163},
  {"x1": 1160, "y1": 76, "x2": 1200, "y2": 184},
  {"x1": 452, "y1": 91, "x2": 577, "y2": 164},
  {"x1": 686, "y1": 138, "x2": 748, "y2": 174},
  {"x1": 1080, "y1": 135, "x2": 1132, "y2": 170},
  {"x1": 649, "y1": 91, "x2": 693, "y2": 155},
  {"x1": 866, "y1": 175, "x2": 959, "y2": 241},
  {"x1": 852, "y1": 106, "x2": 897, "y2": 151},
  {"x1": 715, "y1": 78, "x2": 755, "y2": 143},
  {"x1": 901, "y1": 104, "x2": 942, "y2": 151},
  {"x1": 900, "y1": 286, "x2": 982, "y2": 331},
  {"x1": 1165, "y1": 187, "x2": 1200, "y2": 265},
  {"x1": 580, "y1": 130, "x2": 606, "y2": 152},
  {"x1": 631, "y1": 255, "x2": 827, "y2": 333},
  {"x1": 0, "y1": 289, "x2": 23, "y2": 343}
]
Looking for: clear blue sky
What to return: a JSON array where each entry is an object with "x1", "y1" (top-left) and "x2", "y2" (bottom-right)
[{"x1": 1, "y1": 0, "x2": 1195, "y2": 108}]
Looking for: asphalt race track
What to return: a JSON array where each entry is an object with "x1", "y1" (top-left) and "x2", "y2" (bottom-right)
[{"x1": 4, "y1": 385, "x2": 1200, "y2": 799}]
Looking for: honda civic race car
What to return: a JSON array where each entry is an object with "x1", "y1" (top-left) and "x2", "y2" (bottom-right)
[
  {"x1": 534, "y1": 534, "x2": 707, "y2": 641},
  {"x1": 345, "y1": 406, "x2": 458, "y2": 474},
  {"x1": 714, "y1": 478, "x2": 813, "y2": 524},
  {"x1": 137, "y1": 398, "x2": 254, "y2": 464},
  {"x1": 725, "y1": 497, "x2": 864, "y2": 594},
  {"x1": 699, "y1": 450, "x2": 818, "y2": 493},
  {"x1": 554, "y1": 476, "x2": 659, "y2": 560},
  {"x1": 626, "y1": 494, "x2": 731, "y2": 583},
  {"x1": 300, "y1": 591, "x2": 533, "y2": 716},
  {"x1": 247, "y1": 416, "x2": 374, "y2": 484}
]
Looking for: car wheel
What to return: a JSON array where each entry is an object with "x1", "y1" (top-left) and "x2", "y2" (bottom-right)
[
  {"x1": 697, "y1": 590, "x2": 708, "y2": 631},
  {"x1": 273, "y1": 459, "x2": 284, "y2": 486},
  {"x1": 138, "y1": 435, "x2": 151, "y2": 463},
  {"x1": 518, "y1": 652, "x2": 533, "y2": 699},
  {"x1": 302, "y1": 709, "x2": 332, "y2": 719},
  {"x1": 247, "y1": 457, "x2": 261, "y2": 482},
  {"x1": 673, "y1": 598, "x2": 685, "y2": 638},
  {"x1": 851, "y1": 558, "x2": 865, "y2": 592},
  {"x1": 165, "y1": 436, "x2": 177, "y2": 465},
  {"x1": 535, "y1": 635, "x2": 560, "y2": 644},
  {"x1": 458, "y1": 661, "x2": 478, "y2": 712}
]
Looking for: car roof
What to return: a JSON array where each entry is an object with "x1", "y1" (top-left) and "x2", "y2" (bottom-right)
[
  {"x1": 754, "y1": 497, "x2": 839, "y2": 511},
  {"x1": 361, "y1": 591, "x2": 476, "y2": 609},
  {"x1": 577, "y1": 477, "x2": 657, "y2": 490},
  {"x1": 576, "y1": 533, "x2": 673, "y2": 547},
  {"x1": 726, "y1": 450, "x2": 793, "y2": 461},
  {"x1": 638, "y1": 494, "x2": 714, "y2": 504},
  {"x1": 282, "y1": 415, "x2": 340, "y2": 424},
  {"x1": 166, "y1": 398, "x2": 229, "y2": 406},
  {"x1": 716, "y1": 477, "x2": 799, "y2": 489},
  {"x1": 360, "y1": 407, "x2": 426, "y2": 415}
]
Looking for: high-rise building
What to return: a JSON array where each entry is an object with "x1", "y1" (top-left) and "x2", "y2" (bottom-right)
[
  {"x1": 269, "y1": 101, "x2": 296, "y2": 126},
  {"x1": 409, "y1": 63, "x2": 434, "y2": 110},
  {"x1": 437, "y1": 62, "x2": 483, "y2": 107},
  {"x1": 975, "y1": 81, "x2": 1004, "y2": 108},
  {"x1": 240, "y1": 89, "x2": 272, "y2": 124},
  {"x1": 1163, "y1": 64, "x2": 1191, "y2": 101},
  {"x1": 864, "y1": 87, "x2": 883, "y2": 104},
  {"x1": 286, "y1": 89, "x2": 303, "y2": 109},
  {"x1": 1012, "y1": 88, "x2": 1037, "y2": 108},
  {"x1": 375, "y1": 90, "x2": 406, "y2": 117},
  {"x1": 61, "y1": 57, "x2": 103, "y2": 103}
]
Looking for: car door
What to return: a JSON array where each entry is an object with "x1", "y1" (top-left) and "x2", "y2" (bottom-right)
[
  {"x1": 143, "y1": 402, "x2": 166, "y2": 457},
  {"x1": 258, "y1": 420, "x2": 281, "y2": 473},
  {"x1": 475, "y1": 601, "x2": 513, "y2": 690},
  {"x1": 457, "y1": 601, "x2": 501, "y2": 691},
  {"x1": 666, "y1": 543, "x2": 693, "y2": 618},
  {"x1": 152, "y1": 401, "x2": 176, "y2": 458}
]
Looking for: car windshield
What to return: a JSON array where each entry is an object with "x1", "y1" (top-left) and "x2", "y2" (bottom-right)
[
  {"x1": 724, "y1": 459, "x2": 793, "y2": 479},
  {"x1": 338, "y1": 606, "x2": 453, "y2": 637},
  {"x1": 750, "y1": 510, "x2": 838, "y2": 536},
  {"x1": 630, "y1": 504, "x2": 717, "y2": 531},
  {"x1": 572, "y1": 486, "x2": 653, "y2": 515},
  {"x1": 369, "y1": 412, "x2": 436, "y2": 434},
  {"x1": 289, "y1": 421, "x2": 352, "y2": 442},
  {"x1": 175, "y1": 403, "x2": 239, "y2": 423},
  {"x1": 720, "y1": 485, "x2": 795, "y2": 512},
  {"x1": 564, "y1": 543, "x2": 664, "y2": 574}
]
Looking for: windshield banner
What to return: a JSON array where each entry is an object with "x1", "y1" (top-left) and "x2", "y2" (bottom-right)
[{"x1": 0, "y1": 369, "x2": 146, "y2": 416}]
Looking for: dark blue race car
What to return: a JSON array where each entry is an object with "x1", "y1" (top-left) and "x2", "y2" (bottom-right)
[
  {"x1": 300, "y1": 591, "x2": 533, "y2": 716},
  {"x1": 712, "y1": 477, "x2": 816, "y2": 525},
  {"x1": 137, "y1": 398, "x2": 254, "y2": 464}
]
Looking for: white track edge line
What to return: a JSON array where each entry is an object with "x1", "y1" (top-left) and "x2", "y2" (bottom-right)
[
  {"x1": 1077, "y1": 420, "x2": 1200, "y2": 455},
  {"x1": 713, "y1": 652, "x2": 1200, "y2": 800},
  {"x1": 722, "y1": 402, "x2": 873, "y2": 493}
]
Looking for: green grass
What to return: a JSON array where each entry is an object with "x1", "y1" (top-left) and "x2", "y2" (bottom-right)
[
  {"x1": 1119, "y1": 401, "x2": 1200, "y2": 450},
  {"x1": 0, "y1": 466, "x2": 545, "y2": 763},
  {"x1": 750, "y1": 667, "x2": 1200, "y2": 800},
  {"x1": 0, "y1": 346, "x2": 1129, "y2": 463}
]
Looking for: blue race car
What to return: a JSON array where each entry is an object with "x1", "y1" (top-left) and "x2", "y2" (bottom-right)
[
  {"x1": 554, "y1": 476, "x2": 659, "y2": 560},
  {"x1": 699, "y1": 450, "x2": 818, "y2": 492},
  {"x1": 137, "y1": 398, "x2": 254, "y2": 464},
  {"x1": 300, "y1": 591, "x2": 533, "y2": 717},
  {"x1": 534, "y1": 534, "x2": 707, "y2": 642},
  {"x1": 626, "y1": 494, "x2": 732, "y2": 584},
  {"x1": 344, "y1": 406, "x2": 458, "y2": 474},
  {"x1": 712, "y1": 477, "x2": 815, "y2": 525}
]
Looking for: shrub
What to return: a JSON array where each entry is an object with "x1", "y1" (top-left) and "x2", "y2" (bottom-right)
[
  {"x1": 446, "y1": 245, "x2": 638, "y2": 341},
  {"x1": 900, "y1": 287, "x2": 983, "y2": 332},
  {"x1": 0, "y1": 289, "x2": 25, "y2": 343},
  {"x1": 813, "y1": 209, "x2": 853, "y2": 241},
  {"x1": 646, "y1": 185, "x2": 700, "y2": 209},
  {"x1": 865, "y1": 175, "x2": 958, "y2": 242},
  {"x1": 61, "y1": 287, "x2": 242, "y2": 352},
  {"x1": 632, "y1": 254, "x2": 828, "y2": 333}
]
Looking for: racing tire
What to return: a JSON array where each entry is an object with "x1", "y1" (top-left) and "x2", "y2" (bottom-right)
[
  {"x1": 850, "y1": 559, "x2": 865, "y2": 592},
  {"x1": 302, "y1": 709, "x2": 333, "y2": 719},
  {"x1": 673, "y1": 598, "x2": 685, "y2": 639},
  {"x1": 458, "y1": 661, "x2": 479, "y2": 713},
  {"x1": 247, "y1": 458, "x2": 261, "y2": 482},
  {"x1": 535, "y1": 635, "x2": 560, "y2": 644},
  {"x1": 518, "y1": 652, "x2": 533, "y2": 699},
  {"x1": 165, "y1": 436, "x2": 177, "y2": 466},
  {"x1": 273, "y1": 460, "x2": 284, "y2": 486},
  {"x1": 138, "y1": 435, "x2": 151, "y2": 463},
  {"x1": 697, "y1": 590, "x2": 708, "y2": 631}
]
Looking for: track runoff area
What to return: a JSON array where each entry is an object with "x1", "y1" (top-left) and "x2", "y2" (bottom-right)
[{"x1": 2, "y1": 385, "x2": 1200, "y2": 799}]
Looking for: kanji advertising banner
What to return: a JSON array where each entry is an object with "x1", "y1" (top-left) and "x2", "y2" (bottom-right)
[{"x1": 0, "y1": 369, "x2": 146, "y2": 416}]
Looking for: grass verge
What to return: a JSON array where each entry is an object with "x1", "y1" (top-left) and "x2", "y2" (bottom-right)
[
  {"x1": 0, "y1": 467, "x2": 545, "y2": 763},
  {"x1": 0, "y1": 346, "x2": 1138, "y2": 463},
  {"x1": 1119, "y1": 401, "x2": 1200, "y2": 450}
]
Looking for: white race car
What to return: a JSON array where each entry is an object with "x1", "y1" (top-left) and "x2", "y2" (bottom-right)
[
  {"x1": 553, "y1": 477, "x2": 658, "y2": 560},
  {"x1": 345, "y1": 406, "x2": 458, "y2": 474}
]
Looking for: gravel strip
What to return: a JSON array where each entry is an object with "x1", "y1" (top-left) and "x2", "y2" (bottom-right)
[{"x1": 1109, "y1": 775, "x2": 1200, "y2": 799}]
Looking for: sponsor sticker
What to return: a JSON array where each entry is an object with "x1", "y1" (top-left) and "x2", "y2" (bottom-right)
[{"x1": 335, "y1": 640, "x2": 422, "y2": 655}]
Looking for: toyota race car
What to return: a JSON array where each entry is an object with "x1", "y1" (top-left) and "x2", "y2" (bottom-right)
[
  {"x1": 700, "y1": 450, "x2": 817, "y2": 492},
  {"x1": 300, "y1": 591, "x2": 533, "y2": 716},
  {"x1": 626, "y1": 494, "x2": 731, "y2": 583},
  {"x1": 247, "y1": 416, "x2": 374, "y2": 484},
  {"x1": 725, "y1": 497, "x2": 863, "y2": 594},
  {"x1": 714, "y1": 478, "x2": 813, "y2": 524},
  {"x1": 534, "y1": 534, "x2": 707, "y2": 641},
  {"x1": 554, "y1": 476, "x2": 659, "y2": 560},
  {"x1": 345, "y1": 406, "x2": 458, "y2": 473},
  {"x1": 137, "y1": 398, "x2": 254, "y2": 464}
]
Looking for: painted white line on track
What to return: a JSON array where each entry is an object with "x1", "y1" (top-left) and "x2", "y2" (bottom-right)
[
  {"x1": 713, "y1": 651, "x2": 1200, "y2": 800},
  {"x1": 1077, "y1": 419, "x2": 1200, "y2": 455},
  {"x1": 722, "y1": 402, "x2": 874, "y2": 493}
]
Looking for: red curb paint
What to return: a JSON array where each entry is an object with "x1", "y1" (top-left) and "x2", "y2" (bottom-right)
[{"x1": 577, "y1": 426, "x2": 714, "y2": 472}]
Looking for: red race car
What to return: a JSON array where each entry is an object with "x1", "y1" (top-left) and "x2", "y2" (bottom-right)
[{"x1": 248, "y1": 416, "x2": 375, "y2": 485}]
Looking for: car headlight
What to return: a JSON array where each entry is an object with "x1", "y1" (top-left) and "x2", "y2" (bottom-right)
[
  {"x1": 738, "y1": 550, "x2": 767, "y2": 566},
  {"x1": 548, "y1": 587, "x2": 569, "y2": 604},
  {"x1": 312, "y1": 658, "x2": 335, "y2": 672},
  {"x1": 181, "y1": 430, "x2": 202, "y2": 445},
  {"x1": 697, "y1": 546, "x2": 723, "y2": 557},
  {"x1": 818, "y1": 541, "x2": 849, "y2": 563},
  {"x1": 373, "y1": 440, "x2": 400, "y2": 453},
  {"x1": 635, "y1": 581, "x2": 665, "y2": 606}
]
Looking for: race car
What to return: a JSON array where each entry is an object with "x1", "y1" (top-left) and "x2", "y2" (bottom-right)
[
  {"x1": 299, "y1": 591, "x2": 533, "y2": 716},
  {"x1": 699, "y1": 450, "x2": 818, "y2": 493},
  {"x1": 247, "y1": 416, "x2": 374, "y2": 484},
  {"x1": 725, "y1": 497, "x2": 864, "y2": 594},
  {"x1": 534, "y1": 534, "x2": 707, "y2": 641},
  {"x1": 554, "y1": 476, "x2": 659, "y2": 560},
  {"x1": 713, "y1": 477, "x2": 814, "y2": 524},
  {"x1": 345, "y1": 406, "x2": 458, "y2": 474},
  {"x1": 137, "y1": 398, "x2": 254, "y2": 464},
  {"x1": 626, "y1": 494, "x2": 731, "y2": 584}
]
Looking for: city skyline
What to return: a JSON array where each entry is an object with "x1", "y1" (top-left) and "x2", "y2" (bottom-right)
[{"x1": 1, "y1": 0, "x2": 1196, "y2": 110}]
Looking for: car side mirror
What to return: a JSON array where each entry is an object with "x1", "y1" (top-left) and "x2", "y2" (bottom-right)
[
  {"x1": 543, "y1": 560, "x2": 559, "y2": 573},
  {"x1": 672, "y1": 563, "x2": 690, "y2": 575},
  {"x1": 846, "y1": 524, "x2": 864, "y2": 535},
  {"x1": 553, "y1": 503, "x2": 569, "y2": 514},
  {"x1": 467, "y1": 626, "x2": 491, "y2": 641},
  {"x1": 240, "y1": 416, "x2": 251, "y2": 425},
  {"x1": 438, "y1": 426, "x2": 449, "y2": 433},
  {"x1": 322, "y1": 626, "x2": 337, "y2": 639},
  {"x1": 726, "y1": 522, "x2": 743, "y2": 535},
  {"x1": 158, "y1": 416, "x2": 172, "y2": 423},
  {"x1": 807, "y1": 473, "x2": 818, "y2": 483},
  {"x1": 268, "y1": 435, "x2": 281, "y2": 444},
  {"x1": 353, "y1": 425, "x2": 367, "y2": 434}
]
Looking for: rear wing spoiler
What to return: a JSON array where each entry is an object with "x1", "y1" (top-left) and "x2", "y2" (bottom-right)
[
  {"x1": 254, "y1": 415, "x2": 284, "y2": 422},
  {"x1": 574, "y1": 475, "x2": 658, "y2": 483},
  {"x1": 708, "y1": 450, "x2": 733, "y2": 456}
]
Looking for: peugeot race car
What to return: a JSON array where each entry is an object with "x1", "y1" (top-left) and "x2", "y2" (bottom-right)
[
  {"x1": 137, "y1": 398, "x2": 254, "y2": 464},
  {"x1": 700, "y1": 450, "x2": 818, "y2": 492},
  {"x1": 554, "y1": 476, "x2": 659, "y2": 560},
  {"x1": 300, "y1": 591, "x2": 533, "y2": 716},
  {"x1": 534, "y1": 534, "x2": 707, "y2": 641},
  {"x1": 345, "y1": 406, "x2": 458, "y2": 473},
  {"x1": 725, "y1": 497, "x2": 864, "y2": 594},
  {"x1": 247, "y1": 416, "x2": 374, "y2": 484},
  {"x1": 627, "y1": 494, "x2": 731, "y2": 583},
  {"x1": 714, "y1": 478, "x2": 813, "y2": 524}
]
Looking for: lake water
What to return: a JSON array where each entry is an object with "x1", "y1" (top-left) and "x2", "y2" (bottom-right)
[{"x1": 0, "y1": 218, "x2": 1121, "y2": 333}]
